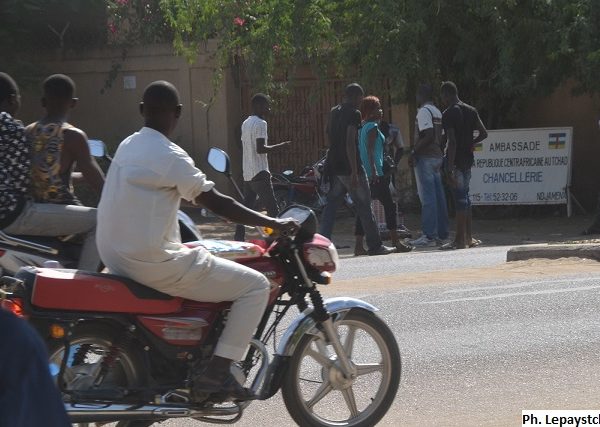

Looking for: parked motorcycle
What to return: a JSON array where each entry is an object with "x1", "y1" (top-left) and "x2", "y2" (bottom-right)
[
  {"x1": 272, "y1": 156, "x2": 355, "y2": 215},
  {"x1": 0, "y1": 140, "x2": 202, "y2": 275},
  {"x1": 0, "y1": 147, "x2": 401, "y2": 427}
]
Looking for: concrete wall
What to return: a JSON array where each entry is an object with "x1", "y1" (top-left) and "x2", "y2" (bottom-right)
[{"x1": 16, "y1": 43, "x2": 241, "y2": 194}]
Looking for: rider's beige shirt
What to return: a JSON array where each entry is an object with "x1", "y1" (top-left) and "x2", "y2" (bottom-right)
[{"x1": 97, "y1": 127, "x2": 214, "y2": 290}]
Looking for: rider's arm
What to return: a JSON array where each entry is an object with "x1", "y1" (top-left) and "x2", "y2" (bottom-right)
[
  {"x1": 63, "y1": 128, "x2": 104, "y2": 195},
  {"x1": 195, "y1": 188, "x2": 280, "y2": 229}
]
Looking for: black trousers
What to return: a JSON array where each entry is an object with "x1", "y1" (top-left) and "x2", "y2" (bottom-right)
[
  {"x1": 234, "y1": 170, "x2": 279, "y2": 241},
  {"x1": 355, "y1": 175, "x2": 397, "y2": 236}
]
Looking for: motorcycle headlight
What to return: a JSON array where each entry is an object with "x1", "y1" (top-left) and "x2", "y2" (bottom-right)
[{"x1": 303, "y1": 234, "x2": 338, "y2": 273}]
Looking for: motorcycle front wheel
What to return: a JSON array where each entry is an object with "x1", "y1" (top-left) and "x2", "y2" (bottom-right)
[{"x1": 281, "y1": 308, "x2": 401, "y2": 427}]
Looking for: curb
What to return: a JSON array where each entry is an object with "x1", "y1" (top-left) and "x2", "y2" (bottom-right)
[{"x1": 507, "y1": 244, "x2": 600, "y2": 262}]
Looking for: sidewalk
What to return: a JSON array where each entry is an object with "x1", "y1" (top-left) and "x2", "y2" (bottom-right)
[{"x1": 192, "y1": 208, "x2": 600, "y2": 260}]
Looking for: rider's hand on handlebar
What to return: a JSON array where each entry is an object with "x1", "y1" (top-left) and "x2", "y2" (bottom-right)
[{"x1": 269, "y1": 218, "x2": 300, "y2": 238}]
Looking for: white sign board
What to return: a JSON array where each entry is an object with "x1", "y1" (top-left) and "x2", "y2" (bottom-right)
[{"x1": 470, "y1": 127, "x2": 573, "y2": 206}]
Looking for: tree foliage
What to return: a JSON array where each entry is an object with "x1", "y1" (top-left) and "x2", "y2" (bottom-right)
[
  {"x1": 2, "y1": 1, "x2": 599, "y2": 125},
  {"x1": 158, "y1": 0, "x2": 600, "y2": 126}
]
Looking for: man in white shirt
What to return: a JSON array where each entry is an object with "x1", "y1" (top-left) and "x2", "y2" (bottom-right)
[
  {"x1": 408, "y1": 83, "x2": 449, "y2": 247},
  {"x1": 234, "y1": 93, "x2": 290, "y2": 241},
  {"x1": 97, "y1": 81, "x2": 298, "y2": 402}
]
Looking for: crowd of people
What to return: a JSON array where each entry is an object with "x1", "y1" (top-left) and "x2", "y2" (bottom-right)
[{"x1": 310, "y1": 82, "x2": 488, "y2": 254}]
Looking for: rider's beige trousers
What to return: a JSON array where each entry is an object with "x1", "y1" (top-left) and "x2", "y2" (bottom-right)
[
  {"x1": 167, "y1": 254, "x2": 270, "y2": 361},
  {"x1": 4, "y1": 200, "x2": 99, "y2": 271}
]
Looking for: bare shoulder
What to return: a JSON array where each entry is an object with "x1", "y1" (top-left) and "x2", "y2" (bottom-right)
[{"x1": 62, "y1": 125, "x2": 88, "y2": 145}]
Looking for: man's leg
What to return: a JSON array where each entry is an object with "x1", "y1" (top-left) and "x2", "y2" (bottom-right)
[
  {"x1": 452, "y1": 169, "x2": 470, "y2": 249},
  {"x1": 234, "y1": 182, "x2": 257, "y2": 241},
  {"x1": 4, "y1": 202, "x2": 99, "y2": 270},
  {"x1": 413, "y1": 157, "x2": 439, "y2": 239},
  {"x1": 432, "y1": 159, "x2": 450, "y2": 241},
  {"x1": 252, "y1": 172, "x2": 279, "y2": 217},
  {"x1": 339, "y1": 174, "x2": 384, "y2": 252},
  {"x1": 169, "y1": 254, "x2": 270, "y2": 399},
  {"x1": 463, "y1": 169, "x2": 473, "y2": 245},
  {"x1": 319, "y1": 175, "x2": 347, "y2": 239}
]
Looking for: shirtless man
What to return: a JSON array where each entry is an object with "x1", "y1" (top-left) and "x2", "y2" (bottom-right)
[{"x1": 4, "y1": 74, "x2": 104, "y2": 270}]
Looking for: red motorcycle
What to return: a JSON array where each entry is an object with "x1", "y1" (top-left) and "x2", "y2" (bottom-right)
[
  {"x1": 0, "y1": 149, "x2": 400, "y2": 427},
  {"x1": 272, "y1": 156, "x2": 355, "y2": 215}
]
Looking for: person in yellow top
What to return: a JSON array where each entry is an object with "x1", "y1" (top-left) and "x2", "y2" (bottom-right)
[{"x1": 4, "y1": 74, "x2": 105, "y2": 270}]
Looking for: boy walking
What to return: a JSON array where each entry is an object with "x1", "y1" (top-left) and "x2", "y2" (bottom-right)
[{"x1": 234, "y1": 94, "x2": 290, "y2": 241}]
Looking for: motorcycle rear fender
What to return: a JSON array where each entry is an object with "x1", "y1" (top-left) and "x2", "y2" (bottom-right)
[{"x1": 276, "y1": 297, "x2": 379, "y2": 357}]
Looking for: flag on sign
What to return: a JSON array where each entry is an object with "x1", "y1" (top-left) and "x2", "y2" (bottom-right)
[{"x1": 548, "y1": 132, "x2": 566, "y2": 149}]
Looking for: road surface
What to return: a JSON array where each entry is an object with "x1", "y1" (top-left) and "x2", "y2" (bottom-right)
[{"x1": 121, "y1": 248, "x2": 600, "y2": 426}]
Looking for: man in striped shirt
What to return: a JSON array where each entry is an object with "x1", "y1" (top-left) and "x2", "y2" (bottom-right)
[{"x1": 234, "y1": 94, "x2": 290, "y2": 241}]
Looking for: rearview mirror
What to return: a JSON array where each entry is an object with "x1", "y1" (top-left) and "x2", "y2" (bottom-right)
[
  {"x1": 88, "y1": 139, "x2": 106, "y2": 158},
  {"x1": 207, "y1": 147, "x2": 231, "y2": 175}
]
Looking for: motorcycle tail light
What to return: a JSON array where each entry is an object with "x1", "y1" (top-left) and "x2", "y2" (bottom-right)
[
  {"x1": 303, "y1": 234, "x2": 339, "y2": 273},
  {"x1": 1, "y1": 297, "x2": 25, "y2": 318},
  {"x1": 0, "y1": 250, "x2": 5, "y2": 257}
]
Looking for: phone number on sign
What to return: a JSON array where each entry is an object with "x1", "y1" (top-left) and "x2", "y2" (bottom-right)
[{"x1": 471, "y1": 192, "x2": 519, "y2": 203}]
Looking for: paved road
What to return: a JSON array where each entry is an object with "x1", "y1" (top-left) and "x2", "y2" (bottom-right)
[
  {"x1": 335, "y1": 245, "x2": 511, "y2": 280},
  {"x1": 121, "y1": 250, "x2": 600, "y2": 426}
]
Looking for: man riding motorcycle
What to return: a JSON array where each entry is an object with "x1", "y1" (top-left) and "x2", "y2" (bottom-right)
[
  {"x1": 3, "y1": 74, "x2": 104, "y2": 271},
  {"x1": 96, "y1": 81, "x2": 299, "y2": 402}
]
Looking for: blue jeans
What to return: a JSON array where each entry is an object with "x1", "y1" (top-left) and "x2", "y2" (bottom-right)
[
  {"x1": 414, "y1": 156, "x2": 449, "y2": 240},
  {"x1": 319, "y1": 173, "x2": 382, "y2": 251},
  {"x1": 452, "y1": 168, "x2": 472, "y2": 211}
]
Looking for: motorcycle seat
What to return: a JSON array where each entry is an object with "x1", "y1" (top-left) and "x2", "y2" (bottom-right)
[{"x1": 20, "y1": 267, "x2": 184, "y2": 315}]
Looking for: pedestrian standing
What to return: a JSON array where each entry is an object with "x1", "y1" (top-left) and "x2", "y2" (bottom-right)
[
  {"x1": 354, "y1": 96, "x2": 413, "y2": 255},
  {"x1": 408, "y1": 84, "x2": 449, "y2": 247},
  {"x1": 380, "y1": 120, "x2": 412, "y2": 237},
  {"x1": 319, "y1": 83, "x2": 393, "y2": 256},
  {"x1": 439, "y1": 81, "x2": 488, "y2": 249},
  {"x1": 234, "y1": 93, "x2": 290, "y2": 241}
]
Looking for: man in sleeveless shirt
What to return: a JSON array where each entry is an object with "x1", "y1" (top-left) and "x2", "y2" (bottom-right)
[{"x1": 4, "y1": 74, "x2": 105, "y2": 271}]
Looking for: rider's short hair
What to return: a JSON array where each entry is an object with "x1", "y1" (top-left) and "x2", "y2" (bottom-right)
[{"x1": 43, "y1": 74, "x2": 76, "y2": 100}]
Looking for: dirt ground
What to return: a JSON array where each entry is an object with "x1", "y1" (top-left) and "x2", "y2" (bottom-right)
[{"x1": 191, "y1": 208, "x2": 600, "y2": 256}]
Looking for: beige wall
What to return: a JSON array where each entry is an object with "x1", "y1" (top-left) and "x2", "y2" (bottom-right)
[
  {"x1": 519, "y1": 83, "x2": 600, "y2": 209},
  {"x1": 17, "y1": 43, "x2": 241, "y2": 194}
]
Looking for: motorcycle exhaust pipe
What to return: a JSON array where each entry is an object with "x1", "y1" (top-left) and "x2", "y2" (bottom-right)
[
  {"x1": 67, "y1": 339, "x2": 270, "y2": 423},
  {"x1": 67, "y1": 403, "x2": 239, "y2": 423}
]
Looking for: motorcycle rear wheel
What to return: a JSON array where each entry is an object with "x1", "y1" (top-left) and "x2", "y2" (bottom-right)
[
  {"x1": 46, "y1": 323, "x2": 152, "y2": 427},
  {"x1": 281, "y1": 308, "x2": 401, "y2": 427}
]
